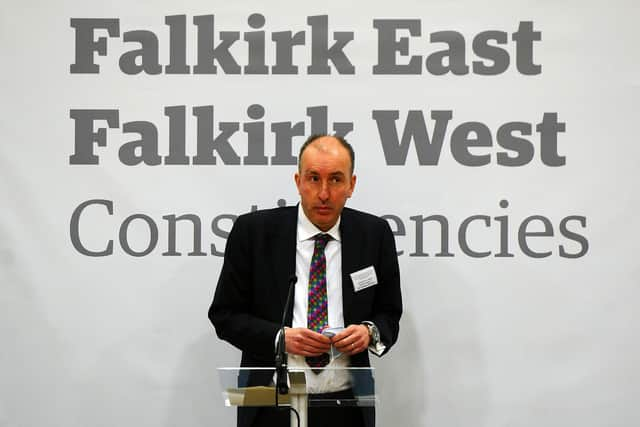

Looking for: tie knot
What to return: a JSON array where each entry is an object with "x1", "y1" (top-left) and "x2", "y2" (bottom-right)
[{"x1": 314, "y1": 233, "x2": 331, "y2": 250}]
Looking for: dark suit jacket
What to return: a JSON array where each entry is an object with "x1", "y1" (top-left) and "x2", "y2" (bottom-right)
[{"x1": 209, "y1": 206, "x2": 402, "y2": 426}]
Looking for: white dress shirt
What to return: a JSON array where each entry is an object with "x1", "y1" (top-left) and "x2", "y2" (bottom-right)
[{"x1": 288, "y1": 205, "x2": 352, "y2": 393}]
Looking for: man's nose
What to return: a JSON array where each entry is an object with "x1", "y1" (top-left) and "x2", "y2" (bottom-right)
[{"x1": 318, "y1": 182, "x2": 329, "y2": 201}]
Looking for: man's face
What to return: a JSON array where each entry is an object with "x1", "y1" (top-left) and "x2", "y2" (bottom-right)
[{"x1": 295, "y1": 137, "x2": 356, "y2": 231}]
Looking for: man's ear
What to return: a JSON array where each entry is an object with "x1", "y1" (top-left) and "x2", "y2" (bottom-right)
[
  {"x1": 294, "y1": 172, "x2": 301, "y2": 191},
  {"x1": 348, "y1": 174, "x2": 357, "y2": 197}
]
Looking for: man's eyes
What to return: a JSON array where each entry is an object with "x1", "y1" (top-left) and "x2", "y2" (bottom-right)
[{"x1": 307, "y1": 175, "x2": 343, "y2": 183}]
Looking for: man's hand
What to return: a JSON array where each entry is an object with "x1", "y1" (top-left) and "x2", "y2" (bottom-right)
[
  {"x1": 331, "y1": 324, "x2": 370, "y2": 356},
  {"x1": 285, "y1": 327, "x2": 332, "y2": 356}
]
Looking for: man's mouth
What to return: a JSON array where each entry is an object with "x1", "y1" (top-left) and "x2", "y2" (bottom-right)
[{"x1": 314, "y1": 206, "x2": 332, "y2": 214}]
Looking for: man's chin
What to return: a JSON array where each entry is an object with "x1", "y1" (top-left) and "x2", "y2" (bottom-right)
[{"x1": 311, "y1": 212, "x2": 336, "y2": 231}]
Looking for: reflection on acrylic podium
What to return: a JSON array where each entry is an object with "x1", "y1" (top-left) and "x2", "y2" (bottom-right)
[{"x1": 218, "y1": 367, "x2": 375, "y2": 427}]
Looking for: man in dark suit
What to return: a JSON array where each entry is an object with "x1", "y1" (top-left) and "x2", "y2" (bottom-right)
[{"x1": 209, "y1": 135, "x2": 402, "y2": 427}]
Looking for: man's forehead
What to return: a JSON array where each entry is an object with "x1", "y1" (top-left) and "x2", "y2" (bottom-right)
[
  {"x1": 298, "y1": 135, "x2": 354, "y2": 176},
  {"x1": 299, "y1": 156, "x2": 350, "y2": 175}
]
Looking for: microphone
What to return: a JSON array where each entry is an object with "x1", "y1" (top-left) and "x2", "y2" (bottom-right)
[{"x1": 275, "y1": 275, "x2": 297, "y2": 396}]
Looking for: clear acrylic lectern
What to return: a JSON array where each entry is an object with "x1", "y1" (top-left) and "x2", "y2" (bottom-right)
[{"x1": 217, "y1": 367, "x2": 375, "y2": 427}]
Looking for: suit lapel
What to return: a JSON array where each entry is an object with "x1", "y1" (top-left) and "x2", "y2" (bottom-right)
[
  {"x1": 271, "y1": 207, "x2": 298, "y2": 325},
  {"x1": 339, "y1": 209, "x2": 358, "y2": 326}
]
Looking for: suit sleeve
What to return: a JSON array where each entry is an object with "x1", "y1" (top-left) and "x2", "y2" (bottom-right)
[
  {"x1": 208, "y1": 215, "x2": 280, "y2": 361},
  {"x1": 370, "y1": 220, "x2": 402, "y2": 355}
]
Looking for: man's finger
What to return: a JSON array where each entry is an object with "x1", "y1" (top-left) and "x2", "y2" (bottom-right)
[
  {"x1": 335, "y1": 339, "x2": 357, "y2": 351},
  {"x1": 332, "y1": 324, "x2": 360, "y2": 341},
  {"x1": 302, "y1": 345, "x2": 325, "y2": 356},
  {"x1": 302, "y1": 330, "x2": 332, "y2": 343},
  {"x1": 301, "y1": 341, "x2": 331, "y2": 352}
]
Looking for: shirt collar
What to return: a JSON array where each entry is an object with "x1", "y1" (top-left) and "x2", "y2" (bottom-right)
[{"x1": 297, "y1": 204, "x2": 341, "y2": 242}]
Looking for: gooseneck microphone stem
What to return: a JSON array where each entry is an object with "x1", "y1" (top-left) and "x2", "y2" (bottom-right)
[{"x1": 275, "y1": 275, "x2": 297, "y2": 398}]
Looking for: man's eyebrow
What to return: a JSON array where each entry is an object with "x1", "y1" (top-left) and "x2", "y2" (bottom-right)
[{"x1": 303, "y1": 170, "x2": 345, "y2": 176}]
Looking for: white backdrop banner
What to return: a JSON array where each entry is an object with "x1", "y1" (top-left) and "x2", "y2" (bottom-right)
[{"x1": 1, "y1": 1, "x2": 639, "y2": 426}]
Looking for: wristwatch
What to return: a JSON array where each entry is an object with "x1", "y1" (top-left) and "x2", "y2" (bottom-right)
[{"x1": 362, "y1": 321, "x2": 381, "y2": 346}]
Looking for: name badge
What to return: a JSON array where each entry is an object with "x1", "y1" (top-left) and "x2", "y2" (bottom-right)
[{"x1": 350, "y1": 266, "x2": 378, "y2": 292}]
